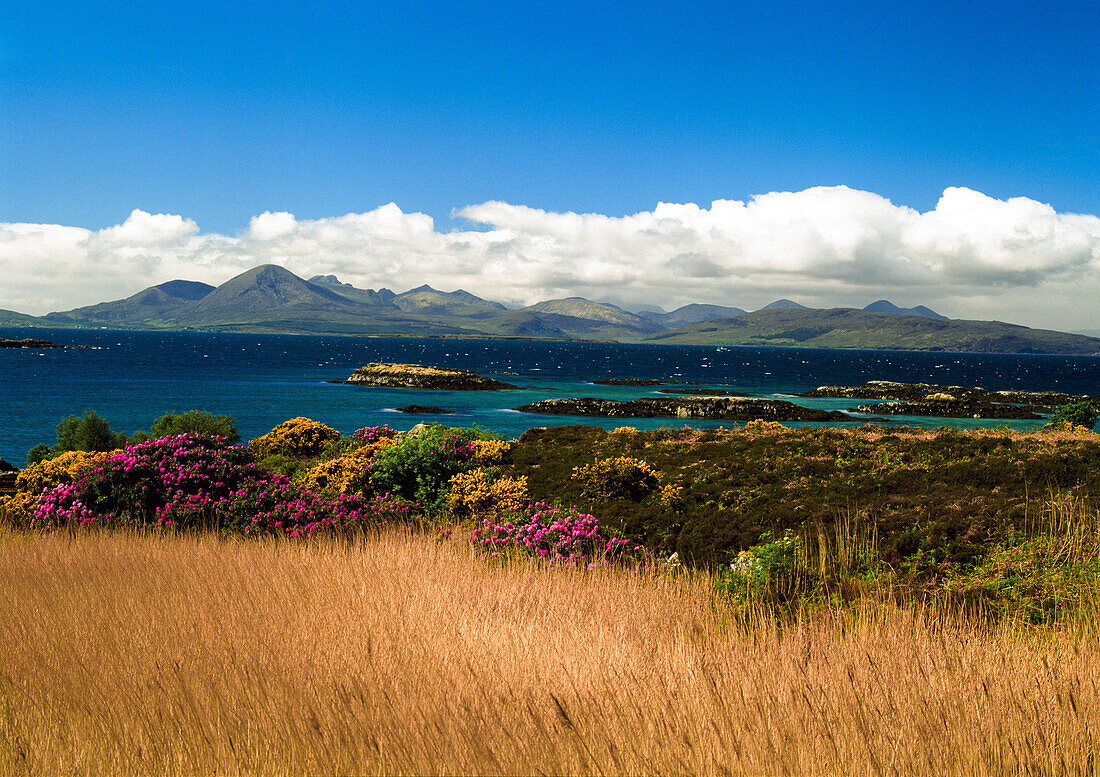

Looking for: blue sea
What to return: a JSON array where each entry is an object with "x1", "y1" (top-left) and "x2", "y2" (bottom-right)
[{"x1": 3, "y1": 327, "x2": 1099, "y2": 464}]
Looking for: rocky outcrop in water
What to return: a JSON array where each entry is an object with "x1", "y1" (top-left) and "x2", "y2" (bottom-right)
[
  {"x1": 589, "y1": 378, "x2": 668, "y2": 386},
  {"x1": 342, "y1": 362, "x2": 518, "y2": 390},
  {"x1": 0, "y1": 457, "x2": 17, "y2": 490},
  {"x1": 854, "y1": 400, "x2": 1044, "y2": 420},
  {"x1": 516, "y1": 396, "x2": 851, "y2": 422},
  {"x1": 395, "y1": 405, "x2": 454, "y2": 414},
  {"x1": 802, "y1": 380, "x2": 1094, "y2": 412},
  {"x1": 0, "y1": 338, "x2": 87, "y2": 349},
  {"x1": 657, "y1": 388, "x2": 748, "y2": 397}
]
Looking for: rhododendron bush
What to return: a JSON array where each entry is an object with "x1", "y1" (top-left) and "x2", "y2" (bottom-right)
[
  {"x1": 30, "y1": 434, "x2": 417, "y2": 535},
  {"x1": 471, "y1": 502, "x2": 641, "y2": 565}
]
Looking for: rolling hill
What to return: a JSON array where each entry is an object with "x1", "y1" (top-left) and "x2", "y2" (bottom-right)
[
  {"x1": 640, "y1": 303, "x2": 747, "y2": 327},
  {"x1": 46, "y1": 280, "x2": 215, "y2": 325},
  {"x1": 645, "y1": 308, "x2": 1100, "y2": 355}
]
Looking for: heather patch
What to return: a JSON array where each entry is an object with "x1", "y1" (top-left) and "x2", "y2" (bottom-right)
[
  {"x1": 471, "y1": 502, "x2": 641, "y2": 566},
  {"x1": 29, "y1": 434, "x2": 419, "y2": 536}
]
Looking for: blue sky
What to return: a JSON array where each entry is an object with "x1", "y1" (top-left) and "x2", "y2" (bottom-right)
[
  {"x1": 3, "y1": 0, "x2": 1096, "y2": 232},
  {"x1": 1, "y1": 0, "x2": 1099, "y2": 330}
]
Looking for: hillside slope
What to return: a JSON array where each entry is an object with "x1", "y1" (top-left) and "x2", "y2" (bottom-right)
[{"x1": 647, "y1": 308, "x2": 1100, "y2": 355}]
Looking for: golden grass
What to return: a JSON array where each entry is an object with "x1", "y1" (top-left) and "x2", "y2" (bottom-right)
[{"x1": 2, "y1": 528, "x2": 1099, "y2": 776}]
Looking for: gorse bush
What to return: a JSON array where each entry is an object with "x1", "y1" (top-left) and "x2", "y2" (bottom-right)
[
  {"x1": 248, "y1": 417, "x2": 340, "y2": 458},
  {"x1": 297, "y1": 446, "x2": 377, "y2": 495},
  {"x1": 470, "y1": 439, "x2": 513, "y2": 465},
  {"x1": 571, "y1": 456, "x2": 660, "y2": 502},
  {"x1": 447, "y1": 468, "x2": 529, "y2": 519}
]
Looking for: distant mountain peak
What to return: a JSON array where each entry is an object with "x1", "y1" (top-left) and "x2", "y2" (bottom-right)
[
  {"x1": 864, "y1": 299, "x2": 948, "y2": 321},
  {"x1": 760, "y1": 299, "x2": 807, "y2": 310},
  {"x1": 308, "y1": 274, "x2": 350, "y2": 286}
]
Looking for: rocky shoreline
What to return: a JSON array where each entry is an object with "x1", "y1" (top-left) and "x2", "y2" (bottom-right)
[
  {"x1": 340, "y1": 362, "x2": 519, "y2": 390},
  {"x1": 516, "y1": 396, "x2": 852, "y2": 422},
  {"x1": 395, "y1": 405, "x2": 454, "y2": 414}
]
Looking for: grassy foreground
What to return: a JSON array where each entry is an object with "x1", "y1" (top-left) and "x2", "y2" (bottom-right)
[{"x1": 2, "y1": 527, "x2": 1099, "y2": 776}]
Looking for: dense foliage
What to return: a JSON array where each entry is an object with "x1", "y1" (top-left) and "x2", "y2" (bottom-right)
[
  {"x1": 1051, "y1": 401, "x2": 1099, "y2": 430},
  {"x1": 7, "y1": 410, "x2": 1100, "y2": 623},
  {"x1": 25, "y1": 410, "x2": 129, "y2": 465},
  {"x1": 145, "y1": 410, "x2": 241, "y2": 444},
  {"x1": 368, "y1": 425, "x2": 491, "y2": 512},
  {"x1": 26, "y1": 434, "x2": 416, "y2": 536},
  {"x1": 508, "y1": 424, "x2": 1100, "y2": 572}
]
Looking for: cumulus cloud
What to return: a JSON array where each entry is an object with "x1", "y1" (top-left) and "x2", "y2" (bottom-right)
[{"x1": 2, "y1": 187, "x2": 1098, "y2": 330}]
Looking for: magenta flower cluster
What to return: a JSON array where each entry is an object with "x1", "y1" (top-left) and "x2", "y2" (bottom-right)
[
  {"x1": 351, "y1": 424, "x2": 397, "y2": 444},
  {"x1": 471, "y1": 501, "x2": 637, "y2": 564},
  {"x1": 32, "y1": 433, "x2": 418, "y2": 536}
]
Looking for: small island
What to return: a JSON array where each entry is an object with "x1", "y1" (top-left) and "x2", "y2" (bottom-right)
[
  {"x1": 589, "y1": 378, "x2": 668, "y2": 386},
  {"x1": 341, "y1": 362, "x2": 519, "y2": 390},
  {"x1": 800, "y1": 380, "x2": 1093, "y2": 409},
  {"x1": 657, "y1": 387, "x2": 748, "y2": 397},
  {"x1": 395, "y1": 405, "x2": 454, "y2": 414},
  {"x1": 516, "y1": 396, "x2": 851, "y2": 422},
  {"x1": 800, "y1": 379, "x2": 1098, "y2": 419},
  {"x1": 0, "y1": 338, "x2": 88, "y2": 349},
  {"x1": 853, "y1": 399, "x2": 1044, "y2": 420}
]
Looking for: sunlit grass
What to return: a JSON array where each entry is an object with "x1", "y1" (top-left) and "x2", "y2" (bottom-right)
[{"x1": 1, "y1": 528, "x2": 1099, "y2": 776}]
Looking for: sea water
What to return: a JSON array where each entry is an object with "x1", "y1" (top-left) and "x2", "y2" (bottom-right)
[{"x1": 3, "y1": 326, "x2": 1099, "y2": 464}]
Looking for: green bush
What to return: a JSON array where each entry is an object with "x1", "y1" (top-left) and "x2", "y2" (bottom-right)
[
  {"x1": 368, "y1": 426, "x2": 489, "y2": 513},
  {"x1": 1051, "y1": 401, "x2": 1098, "y2": 430},
  {"x1": 26, "y1": 410, "x2": 129, "y2": 464},
  {"x1": 148, "y1": 411, "x2": 241, "y2": 444}
]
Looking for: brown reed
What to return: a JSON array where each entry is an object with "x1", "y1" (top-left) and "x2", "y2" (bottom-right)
[{"x1": 0, "y1": 527, "x2": 1097, "y2": 776}]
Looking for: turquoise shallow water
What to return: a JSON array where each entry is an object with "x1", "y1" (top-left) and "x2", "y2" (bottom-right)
[{"x1": 3, "y1": 327, "x2": 1099, "y2": 464}]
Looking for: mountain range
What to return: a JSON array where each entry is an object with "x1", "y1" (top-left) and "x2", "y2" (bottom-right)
[{"x1": 5, "y1": 263, "x2": 1099, "y2": 355}]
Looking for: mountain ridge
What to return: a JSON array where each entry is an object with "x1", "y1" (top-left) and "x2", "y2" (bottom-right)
[{"x1": 12, "y1": 264, "x2": 1097, "y2": 355}]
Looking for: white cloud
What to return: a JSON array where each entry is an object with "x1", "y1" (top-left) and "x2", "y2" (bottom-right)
[
  {"x1": 247, "y1": 211, "x2": 297, "y2": 241},
  {"x1": 2, "y1": 187, "x2": 1099, "y2": 331}
]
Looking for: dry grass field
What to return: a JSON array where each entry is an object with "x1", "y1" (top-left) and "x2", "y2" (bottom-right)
[{"x1": 1, "y1": 527, "x2": 1099, "y2": 776}]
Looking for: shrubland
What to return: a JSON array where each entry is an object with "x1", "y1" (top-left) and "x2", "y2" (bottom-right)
[
  {"x1": 5, "y1": 412, "x2": 1100, "y2": 620},
  {"x1": 3, "y1": 412, "x2": 1100, "y2": 773}
]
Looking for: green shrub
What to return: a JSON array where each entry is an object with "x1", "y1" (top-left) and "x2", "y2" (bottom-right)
[
  {"x1": 368, "y1": 426, "x2": 488, "y2": 513},
  {"x1": 1051, "y1": 401, "x2": 1098, "y2": 430},
  {"x1": 26, "y1": 411, "x2": 129, "y2": 464},
  {"x1": 149, "y1": 410, "x2": 241, "y2": 444},
  {"x1": 255, "y1": 453, "x2": 303, "y2": 479}
]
